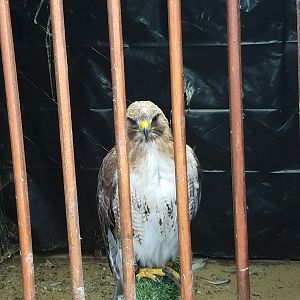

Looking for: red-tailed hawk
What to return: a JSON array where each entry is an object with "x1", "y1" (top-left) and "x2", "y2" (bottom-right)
[{"x1": 97, "y1": 101, "x2": 201, "y2": 299}]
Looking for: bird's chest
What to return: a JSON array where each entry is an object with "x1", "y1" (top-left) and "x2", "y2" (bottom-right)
[
  {"x1": 129, "y1": 148, "x2": 178, "y2": 266},
  {"x1": 130, "y1": 148, "x2": 176, "y2": 219}
]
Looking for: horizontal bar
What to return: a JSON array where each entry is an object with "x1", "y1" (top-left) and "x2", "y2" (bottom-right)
[
  {"x1": 0, "y1": 0, "x2": 36, "y2": 299},
  {"x1": 49, "y1": 1, "x2": 85, "y2": 299},
  {"x1": 167, "y1": 0, "x2": 194, "y2": 299},
  {"x1": 226, "y1": 0, "x2": 250, "y2": 299},
  {"x1": 106, "y1": 0, "x2": 136, "y2": 299}
]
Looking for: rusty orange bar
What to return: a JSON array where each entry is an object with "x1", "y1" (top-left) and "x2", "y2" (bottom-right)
[
  {"x1": 0, "y1": 0, "x2": 36, "y2": 299},
  {"x1": 167, "y1": 1, "x2": 194, "y2": 299},
  {"x1": 297, "y1": 0, "x2": 300, "y2": 131},
  {"x1": 226, "y1": 1, "x2": 250, "y2": 299},
  {"x1": 106, "y1": 0, "x2": 136, "y2": 299},
  {"x1": 49, "y1": 1, "x2": 85, "y2": 299}
]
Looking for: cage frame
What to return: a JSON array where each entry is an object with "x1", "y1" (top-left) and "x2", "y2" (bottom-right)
[{"x1": 0, "y1": 0, "x2": 272, "y2": 299}]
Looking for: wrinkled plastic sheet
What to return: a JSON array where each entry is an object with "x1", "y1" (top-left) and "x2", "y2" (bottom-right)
[{"x1": 0, "y1": 0, "x2": 299, "y2": 258}]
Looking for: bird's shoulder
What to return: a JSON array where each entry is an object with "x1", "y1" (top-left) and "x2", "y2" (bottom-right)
[{"x1": 98, "y1": 147, "x2": 118, "y2": 190}]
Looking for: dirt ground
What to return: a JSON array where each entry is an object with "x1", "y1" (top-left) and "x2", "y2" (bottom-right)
[{"x1": 0, "y1": 256, "x2": 299, "y2": 300}]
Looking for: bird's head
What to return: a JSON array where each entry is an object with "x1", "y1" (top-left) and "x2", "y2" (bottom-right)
[{"x1": 126, "y1": 101, "x2": 171, "y2": 143}]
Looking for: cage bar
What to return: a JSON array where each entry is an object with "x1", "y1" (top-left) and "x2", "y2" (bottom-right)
[
  {"x1": 226, "y1": 1, "x2": 251, "y2": 299},
  {"x1": 297, "y1": 0, "x2": 300, "y2": 130},
  {"x1": 106, "y1": 0, "x2": 136, "y2": 299},
  {"x1": 0, "y1": 0, "x2": 36, "y2": 299},
  {"x1": 167, "y1": 1, "x2": 194, "y2": 299},
  {"x1": 49, "y1": 1, "x2": 85, "y2": 299}
]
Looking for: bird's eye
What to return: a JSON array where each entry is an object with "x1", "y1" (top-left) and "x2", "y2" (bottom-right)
[
  {"x1": 151, "y1": 114, "x2": 160, "y2": 125},
  {"x1": 127, "y1": 117, "x2": 138, "y2": 128}
]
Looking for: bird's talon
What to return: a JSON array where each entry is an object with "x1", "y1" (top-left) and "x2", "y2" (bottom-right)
[
  {"x1": 136, "y1": 268, "x2": 165, "y2": 282},
  {"x1": 163, "y1": 265, "x2": 181, "y2": 287}
]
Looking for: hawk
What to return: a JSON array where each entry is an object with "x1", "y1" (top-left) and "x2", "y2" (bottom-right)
[{"x1": 97, "y1": 101, "x2": 202, "y2": 299}]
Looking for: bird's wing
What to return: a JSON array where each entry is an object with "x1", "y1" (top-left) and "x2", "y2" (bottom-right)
[
  {"x1": 97, "y1": 147, "x2": 118, "y2": 255},
  {"x1": 186, "y1": 145, "x2": 202, "y2": 220}
]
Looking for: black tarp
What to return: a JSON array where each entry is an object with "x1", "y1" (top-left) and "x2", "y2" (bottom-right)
[{"x1": 0, "y1": 0, "x2": 299, "y2": 259}]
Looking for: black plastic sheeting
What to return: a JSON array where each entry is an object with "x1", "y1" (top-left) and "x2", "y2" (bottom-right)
[{"x1": 0, "y1": 0, "x2": 299, "y2": 259}]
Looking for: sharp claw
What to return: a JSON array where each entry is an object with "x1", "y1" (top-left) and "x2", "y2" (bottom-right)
[
  {"x1": 136, "y1": 268, "x2": 166, "y2": 282},
  {"x1": 163, "y1": 265, "x2": 181, "y2": 287}
]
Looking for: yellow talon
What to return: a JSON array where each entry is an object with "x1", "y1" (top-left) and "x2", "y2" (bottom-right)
[{"x1": 136, "y1": 268, "x2": 166, "y2": 281}]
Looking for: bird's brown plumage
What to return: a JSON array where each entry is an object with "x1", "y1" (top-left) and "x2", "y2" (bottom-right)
[{"x1": 97, "y1": 100, "x2": 202, "y2": 298}]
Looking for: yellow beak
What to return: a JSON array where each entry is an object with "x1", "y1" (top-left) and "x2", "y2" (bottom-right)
[{"x1": 139, "y1": 120, "x2": 151, "y2": 139}]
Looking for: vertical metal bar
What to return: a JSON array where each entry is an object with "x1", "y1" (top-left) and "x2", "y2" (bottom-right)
[
  {"x1": 297, "y1": 0, "x2": 300, "y2": 130},
  {"x1": 167, "y1": 1, "x2": 193, "y2": 299},
  {"x1": 106, "y1": 0, "x2": 136, "y2": 299},
  {"x1": 49, "y1": 1, "x2": 84, "y2": 299},
  {"x1": 226, "y1": 1, "x2": 250, "y2": 299},
  {"x1": 0, "y1": 0, "x2": 36, "y2": 299}
]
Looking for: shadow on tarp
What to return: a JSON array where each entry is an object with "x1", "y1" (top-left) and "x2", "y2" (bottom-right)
[{"x1": 0, "y1": 0, "x2": 299, "y2": 259}]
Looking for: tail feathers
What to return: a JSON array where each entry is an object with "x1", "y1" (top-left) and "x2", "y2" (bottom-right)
[
  {"x1": 108, "y1": 229, "x2": 122, "y2": 282},
  {"x1": 112, "y1": 279, "x2": 123, "y2": 300}
]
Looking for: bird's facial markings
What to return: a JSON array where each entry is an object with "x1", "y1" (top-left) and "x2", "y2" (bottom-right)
[
  {"x1": 127, "y1": 117, "x2": 139, "y2": 129},
  {"x1": 126, "y1": 102, "x2": 173, "y2": 149},
  {"x1": 151, "y1": 113, "x2": 160, "y2": 127}
]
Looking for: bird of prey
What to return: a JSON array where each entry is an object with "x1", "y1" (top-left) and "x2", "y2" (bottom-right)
[{"x1": 97, "y1": 100, "x2": 202, "y2": 299}]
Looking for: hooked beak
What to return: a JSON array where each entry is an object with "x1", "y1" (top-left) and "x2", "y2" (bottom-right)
[{"x1": 139, "y1": 120, "x2": 151, "y2": 140}]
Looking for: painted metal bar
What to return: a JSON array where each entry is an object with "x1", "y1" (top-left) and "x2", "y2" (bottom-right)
[
  {"x1": 0, "y1": 0, "x2": 36, "y2": 299},
  {"x1": 49, "y1": 1, "x2": 85, "y2": 299},
  {"x1": 297, "y1": 0, "x2": 300, "y2": 132},
  {"x1": 106, "y1": 0, "x2": 136, "y2": 299},
  {"x1": 167, "y1": 1, "x2": 194, "y2": 299},
  {"x1": 226, "y1": 1, "x2": 250, "y2": 299}
]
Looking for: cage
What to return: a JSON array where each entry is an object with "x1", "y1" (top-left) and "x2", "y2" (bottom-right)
[{"x1": 0, "y1": 0, "x2": 299, "y2": 299}]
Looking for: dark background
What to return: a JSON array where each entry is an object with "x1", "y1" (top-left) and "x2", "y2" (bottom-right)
[{"x1": 0, "y1": 0, "x2": 299, "y2": 259}]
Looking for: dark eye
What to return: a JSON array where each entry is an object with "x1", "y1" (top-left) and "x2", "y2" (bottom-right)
[
  {"x1": 127, "y1": 117, "x2": 138, "y2": 128},
  {"x1": 151, "y1": 114, "x2": 160, "y2": 125}
]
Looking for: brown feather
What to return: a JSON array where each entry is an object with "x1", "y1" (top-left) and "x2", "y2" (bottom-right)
[
  {"x1": 97, "y1": 100, "x2": 202, "y2": 275},
  {"x1": 97, "y1": 147, "x2": 118, "y2": 255}
]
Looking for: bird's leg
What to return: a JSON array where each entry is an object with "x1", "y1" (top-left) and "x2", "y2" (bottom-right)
[
  {"x1": 136, "y1": 268, "x2": 165, "y2": 282},
  {"x1": 166, "y1": 261, "x2": 174, "y2": 268},
  {"x1": 136, "y1": 262, "x2": 181, "y2": 286},
  {"x1": 163, "y1": 261, "x2": 181, "y2": 287}
]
